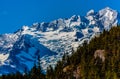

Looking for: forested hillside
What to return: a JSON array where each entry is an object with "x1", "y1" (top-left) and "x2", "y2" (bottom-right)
[
  {"x1": 1, "y1": 26, "x2": 120, "y2": 79},
  {"x1": 46, "y1": 26, "x2": 120, "y2": 79}
]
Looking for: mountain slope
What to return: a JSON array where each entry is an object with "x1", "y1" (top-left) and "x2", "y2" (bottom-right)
[
  {"x1": 0, "y1": 7, "x2": 119, "y2": 74},
  {"x1": 46, "y1": 26, "x2": 120, "y2": 79}
]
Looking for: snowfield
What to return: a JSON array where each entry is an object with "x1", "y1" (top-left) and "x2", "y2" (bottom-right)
[{"x1": 0, "y1": 7, "x2": 119, "y2": 74}]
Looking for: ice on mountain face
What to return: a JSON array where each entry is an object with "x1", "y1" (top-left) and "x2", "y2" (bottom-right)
[
  {"x1": 85, "y1": 7, "x2": 118, "y2": 31},
  {"x1": 86, "y1": 10, "x2": 97, "y2": 26},
  {"x1": 64, "y1": 19, "x2": 71, "y2": 27},
  {"x1": 87, "y1": 16, "x2": 94, "y2": 21},
  {"x1": 70, "y1": 15, "x2": 81, "y2": 27},
  {"x1": 32, "y1": 15, "x2": 81, "y2": 33},
  {"x1": 82, "y1": 28, "x2": 88, "y2": 35},
  {"x1": 98, "y1": 7, "x2": 118, "y2": 30},
  {"x1": 0, "y1": 34, "x2": 18, "y2": 53},
  {"x1": 91, "y1": 20, "x2": 96, "y2": 25},
  {"x1": 0, "y1": 7, "x2": 119, "y2": 74},
  {"x1": 0, "y1": 54, "x2": 9, "y2": 65},
  {"x1": 87, "y1": 9, "x2": 95, "y2": 16},
  {"x1": 22, "y1": 26, "x2": 29, "y2": 31},
  {"x1": 86, "y1": 15, "x2": 96, "y2": 25},
  {"x1": 93, "y1": 27, "x2": 100, "y2": 33}
]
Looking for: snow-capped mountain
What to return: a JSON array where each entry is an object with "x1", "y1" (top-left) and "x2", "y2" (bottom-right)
[{"x1": 0, "y1": 7, "x2": 119, "y2": 74}]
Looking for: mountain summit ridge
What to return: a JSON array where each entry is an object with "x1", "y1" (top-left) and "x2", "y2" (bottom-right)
[{"x1": 0, "y1": 7, "x2": 119, "y2": 74}]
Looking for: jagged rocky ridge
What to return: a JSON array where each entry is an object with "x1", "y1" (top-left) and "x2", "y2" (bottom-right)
[{"x1": 0, "y1": 7, "x2": 119, "y2": 74}]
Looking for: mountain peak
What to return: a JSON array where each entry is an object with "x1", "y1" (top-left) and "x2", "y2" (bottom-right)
[
  {"x1": 70, "y1": 15, "x2": 80, "y2": 21},
  {"x1": 104, "y1": 7, "x2": 113, "y2": 10},
  {"x1": 98, "y1": 7, "x2": 117, "y2": 13},
  {"x1": 87, "y1": 9, "x2": 95, "y2": 16},
  {"x1": 0, "y1": 7, "x2": 119, "y2": 74},
  {"x1": 98, "y1": 7, "x2": 118, "y2": 30}
]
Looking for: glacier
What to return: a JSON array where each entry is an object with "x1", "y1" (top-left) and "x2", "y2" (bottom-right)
[{"x1": 0, "y1": 7, "x2": 119, "y2": 74}]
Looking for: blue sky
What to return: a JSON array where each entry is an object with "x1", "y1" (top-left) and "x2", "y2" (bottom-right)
[{"x1": 0, "y1": 0, "x2": 120, "y2": 34}]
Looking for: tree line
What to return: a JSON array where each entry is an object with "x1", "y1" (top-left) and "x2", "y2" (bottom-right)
[{"x1": 1, "y1": 26, "x2": 120, "y2": 79}]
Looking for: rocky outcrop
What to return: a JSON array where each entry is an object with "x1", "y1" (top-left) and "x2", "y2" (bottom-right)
[{"x1": 94, "y1": 50, "x2": 106, "y2": 62}]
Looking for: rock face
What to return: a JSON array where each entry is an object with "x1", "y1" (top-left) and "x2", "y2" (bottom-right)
[
  {"x1": 73, "y1": 66, "x2": 82, "y2": 79},
  {"x1": 94, "y1": 50, "x2": 106, "y2": 62},
  {"x1": 0, "y1": 7, "x2": 119, "y2": 74}
]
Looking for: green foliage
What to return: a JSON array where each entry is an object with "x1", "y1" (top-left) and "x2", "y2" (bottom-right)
[
  {"x1": 1, "y1": 26, "x2": 120, "y2": 79},
  {"x1": 46, "y1": 26, "x2": 120, "y2": 79}
]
